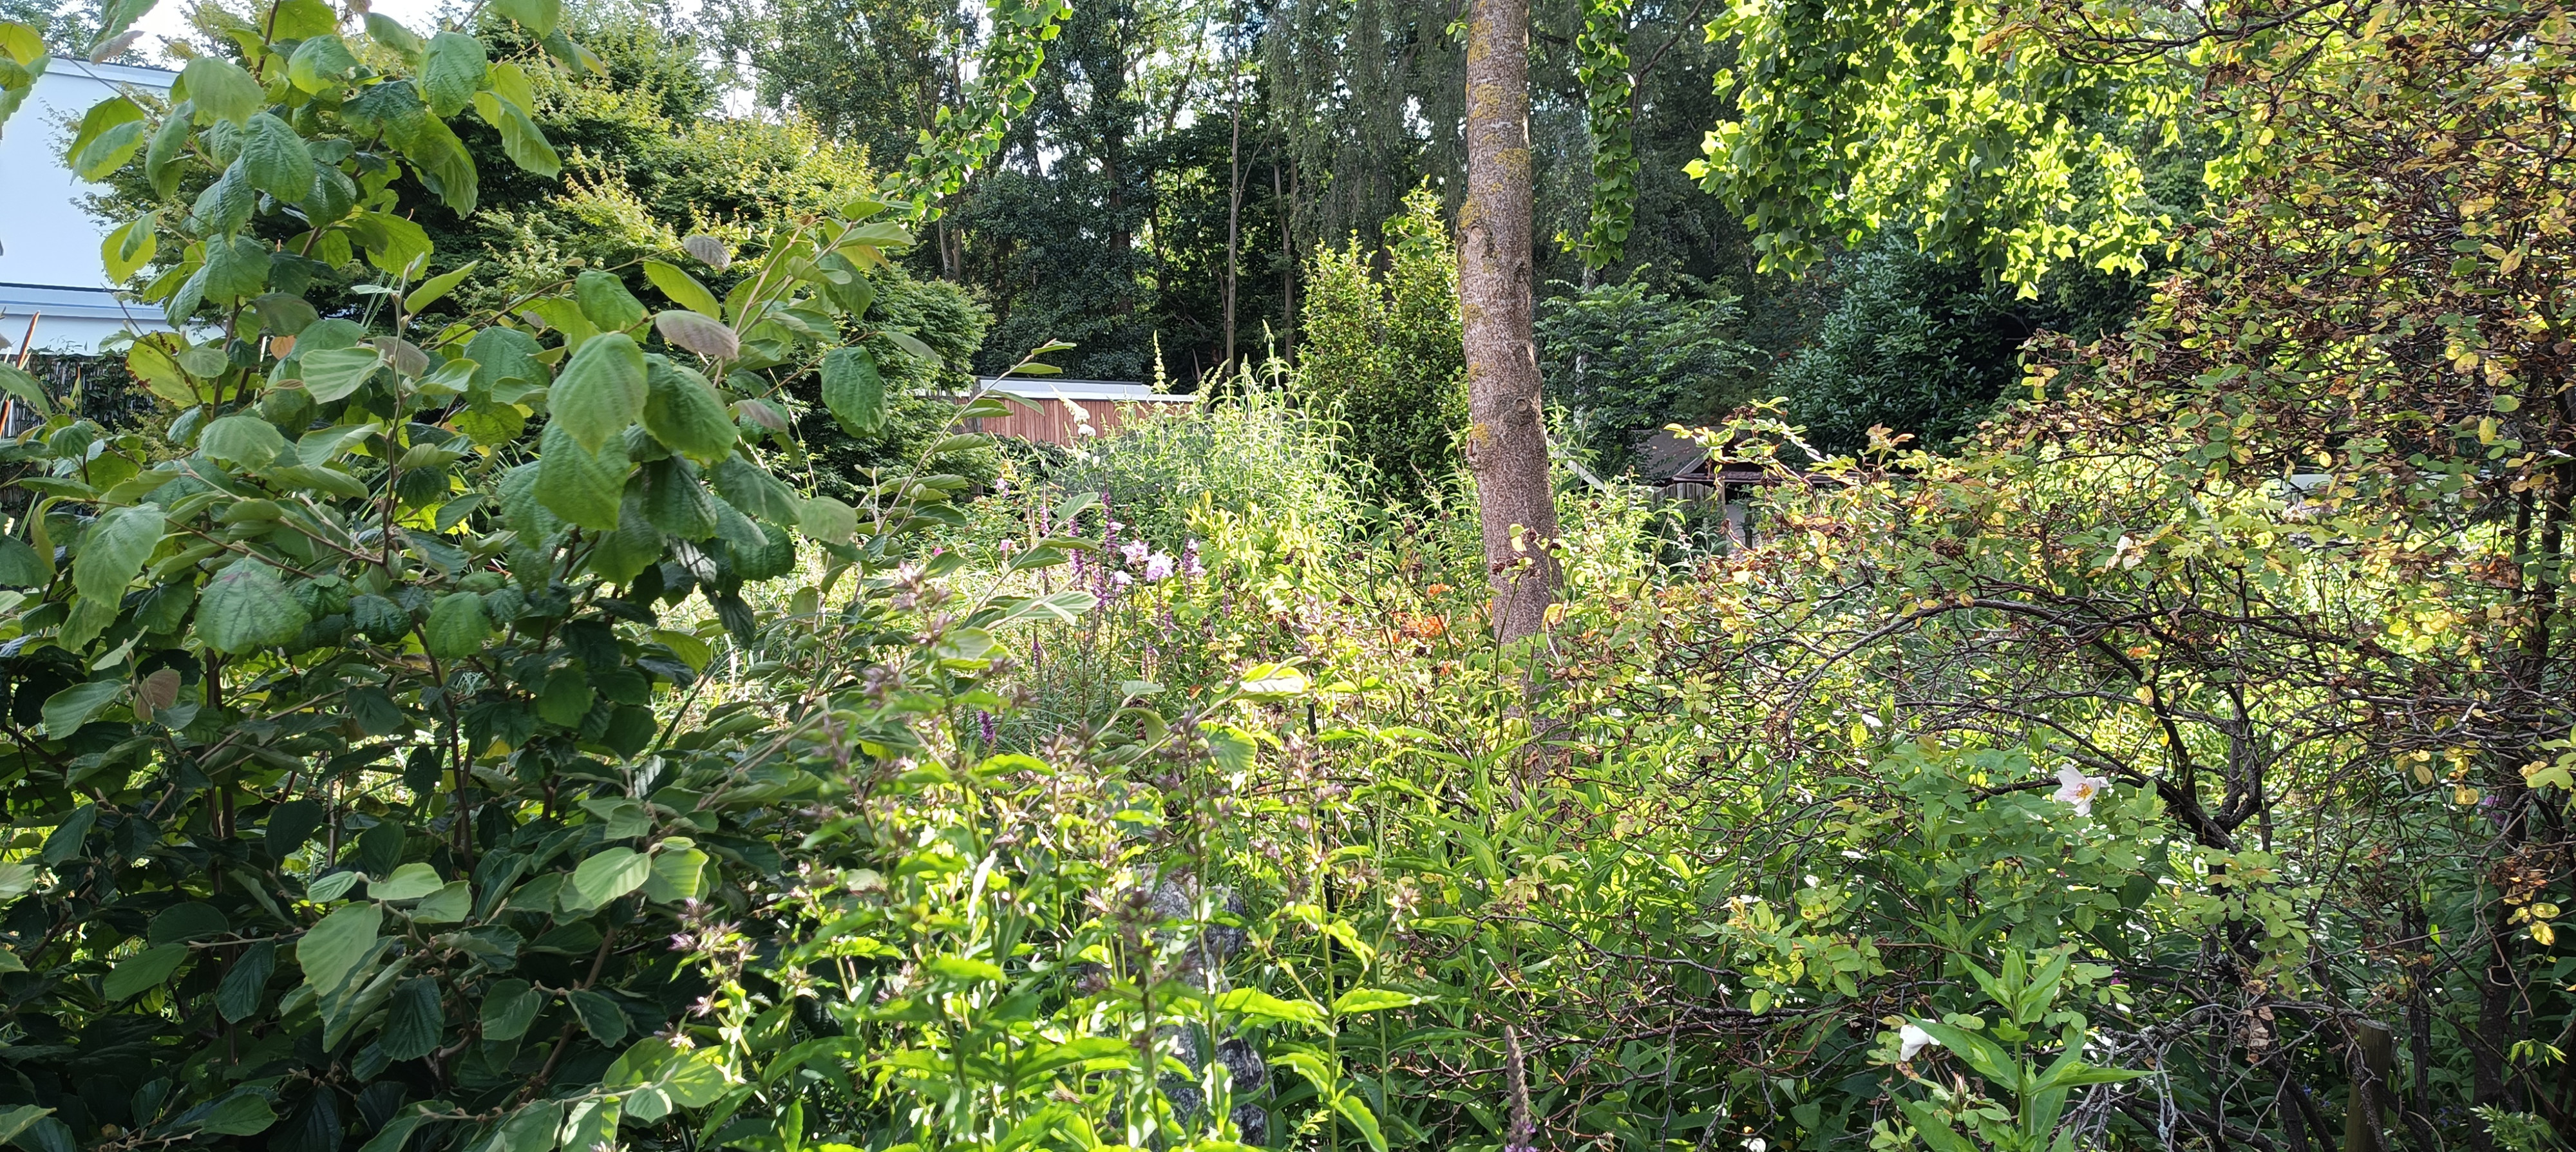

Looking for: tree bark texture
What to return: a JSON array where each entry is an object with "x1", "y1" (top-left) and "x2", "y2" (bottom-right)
[{"x1": 1459, "y1": 0, "x2": 1558, "y2": 641}]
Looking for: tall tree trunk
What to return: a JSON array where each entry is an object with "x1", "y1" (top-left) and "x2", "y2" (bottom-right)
[
  {"x1": 1279, "y1": 160, "x2": 1297, "y2": 358},
  {"x1": 1223, "y1": 37, "x2": 1244, "y2": 373},
  {"x1": 1459, "y1": 0, "x2": 1557, "y2": 641}
]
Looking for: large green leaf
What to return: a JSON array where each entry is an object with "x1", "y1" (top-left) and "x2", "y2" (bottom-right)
[
  {"x1": 379, "y1": 976, "x2": 444, "y2": 1059},
  {"x1": 299, "y1": 346, "x2": 385, "y2": 402},
  {"x1": 180, "y1": 57, "x2": 261, "y2": 126},
  {"x1": 419, "y1": 31, "x2": 485, "y2": 117},
  {"x1": 72, "y1": 504, "x2": 162, "y2": 609},
  {"x1": 551, "y1": 331, "x2": 647, "y2": 453},
  {"x1": 240, "y1": 112, "x2": 314, "y2": 199},
  {"x1": 575, "y1": 270, "x2": 646, "y2": 331},
  {"x1": 196, "y1": 1096, "x2": 278, "y2": 1137},
  {"x1": 1213, "y1": 987, "x2": 1327, "y2": 1026},
  {"x1": 535, "y1": 420, "x2": 629, "y2": 531},
  {"x1": 372, "y1": 862, "x2": 444, "y2": 901},
  {"x1": 1910, "y1": 1019, "x2": 2022, "y2": 1093},
  {"x1": 40, "y1": 681, "x2": 122, "y2": 734},
  {"x1": 297, "y1": 902, "x2": 383, "y2": 991},
  {"x1": 215, "y1": 940, "x2": 276, "y2": 1022},
  {"x1": 199, "y1": 413, "x2": 285, "y2": 468},
  {"x1": 479, "y1": 979, "x2": 543, "y2": 1041},
  {"x1": 286, "y1": 33, "x2": 361, "y2": 93},
  {"x1": 642, "y1": 260, "x2": 721, "y2": 317},
  {"x1": 198, "y1": 560, "x2": 312, "y2": 654},
  {"x1": 102, "y1": 943, "x2": 189, "y2": 1000},
  {"x1": 569, "y1": 847, "x2": 651, "y2": 907},
  {"x1": 424, "y1": 590, "x2": 493, "y2": 657},
  {"x1": 820, "y1": 346, "x2": 886, "y2": 436},
  {"x1": 567, "y1": 988, "x2": 627, "y2": 1044},
  {"x1": 642, "y1": 359, "x2": 737, "y2": 462},
  {"x1": 641, "y1": 845, "x2": 708, "y2": 902}
]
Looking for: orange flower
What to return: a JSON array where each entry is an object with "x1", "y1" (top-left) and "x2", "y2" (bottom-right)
[
  {"x1": 1389, "y1": 611, "x2": 1446, "y2": 639},
  {"x1": 1424, "y1": 583, "x2": 1453, "y2": 597}
]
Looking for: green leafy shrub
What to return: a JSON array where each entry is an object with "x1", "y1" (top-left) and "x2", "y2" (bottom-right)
[
  {"x1": 1774, "y1": 240, "x2": 2141, "y2": 457},
  {"x1": 1535, "y1": 270, "x2": 1765, "y2": 474},
  {"x1": 0, "y1": 5, "x2": 1009, "y2": 1147},
  {"x1": 1294, "y1": 187, "x2": 1467, "y2": 505},
  {"x1": 1038, "y1": 372, "x2": 1351, "y2": 565}
]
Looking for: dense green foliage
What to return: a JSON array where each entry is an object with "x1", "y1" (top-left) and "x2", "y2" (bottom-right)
[
  {"x1": 1291, "y1": 191, "x2": 1465, "y2": 504},
  {"x1": 1535, "y1": 270, "x2": 1763, "y2": 471},
  {"x1": 1774, "y1": 242, "x2": 2142, "y2": 457},
  {"x1": 5, "y1": 5, "x2": 2574, "y2": 1152}
]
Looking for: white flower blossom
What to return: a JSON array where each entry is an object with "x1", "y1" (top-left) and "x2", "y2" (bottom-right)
[
  {"x1": 1899, "y1": 1024, "x2": 1933, "y2": 1061},
  {"x1": 2052, "y1": 764, "x2": 2112, "y2": 817},
  {"x1": 1142, "y1": 552, "x2": 1175, "y2": 581},
  {"x1": 1120, "y1": 540, "x2": 1150, "y2": 565}
]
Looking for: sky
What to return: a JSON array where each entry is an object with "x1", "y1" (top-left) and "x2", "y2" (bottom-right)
[{"x1": 123, "y1": 0, "x2": 491, "y2": 64}]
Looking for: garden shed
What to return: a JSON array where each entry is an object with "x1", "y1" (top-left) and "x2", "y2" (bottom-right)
[{"x1": 957, "y1": 378, "x2": 1197, "y2": 445}]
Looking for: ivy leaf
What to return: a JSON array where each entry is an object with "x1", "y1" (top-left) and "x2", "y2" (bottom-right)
[
  {"x1": 102, "y1": 943, "x2": 189, "y2": 1000},
  {"x1": 819, "y1": 346, "x2": 886, "y2": 437},
  {"x1": 419, "y1": 32, "x2": 484, "y2": 117},
  {"x1": 240, "y1": 113, "x2": 314, "y2": 200},
  {"x1": 535, "y1": 420, "x2": 629, "y2": 531},
  {"x1": 298, "y1": 903, "x2": 383, "y2": 992},
  {"x1": 199, "y1": 560, "x2": 312, "y2": 654},
  {"x1": 379, "y1": 976, "x2": 443, "y2": 1060},
  {"x1": 215, "y1": 940, "x2": 276, "y2": 1022},
  {"x1": 569, "y1": 847, "x2": 651, "y2": 908},
  {"x1": 551, "y1": 331, "x2": 647, "y2": 453}
]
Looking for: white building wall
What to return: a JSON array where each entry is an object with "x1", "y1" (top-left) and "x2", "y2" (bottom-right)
[{"x1": 0, "y1": 60, "x2": 179, "y2": 355}]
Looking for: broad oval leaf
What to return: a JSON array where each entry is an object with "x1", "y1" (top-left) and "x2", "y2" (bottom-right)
[
  {"x1": 570, "y1": 846, "x2": 651, "y2": 907},
  {"x1": 297, "y1": 902, "x2": 383, "y2": 991},
  {"x1": 551, "y1": 331, "x2": 647, "y2": 453},
  {"x1": 652, "y1": 310, "x2": 738, "y2": 360},
  {"x1": 198, "y1": 560, "x2": 312, "y2": 654}
]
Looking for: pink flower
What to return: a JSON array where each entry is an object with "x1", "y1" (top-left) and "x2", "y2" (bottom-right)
[
  {"x1": 1112, "y1": 571, "x2": 1133, "y2": 587},
  {"x1": 1143, "y1": 552, "x2": 1175, "y2": 581},
  {"x1": 1120, "y1": 540, "x2": 1150, "y2": 565},
  {"x1": 2052, "y1": 765, "x2": 2112, "y2": 817}
]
